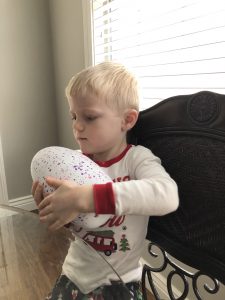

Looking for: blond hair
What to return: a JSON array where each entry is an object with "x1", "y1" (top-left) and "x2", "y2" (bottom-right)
[{"x1": 65, "y1": 62, "x2": 140, "y2": 111}]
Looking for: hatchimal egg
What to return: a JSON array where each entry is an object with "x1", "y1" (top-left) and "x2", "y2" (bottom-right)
[{"x1": 30, "y1": 146, "x2": 112, "y2": 228}]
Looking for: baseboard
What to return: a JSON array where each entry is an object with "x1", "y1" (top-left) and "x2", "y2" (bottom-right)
[{"x1": 9, "y1": 195, "x2": 37, "y2": 211}]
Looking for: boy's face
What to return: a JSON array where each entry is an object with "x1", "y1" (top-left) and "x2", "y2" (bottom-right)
[{"x1": 68, "y1": 95, "x2": 127, "y2": 161}]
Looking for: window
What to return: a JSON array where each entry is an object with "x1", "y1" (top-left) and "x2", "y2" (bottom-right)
[{"x1": 83, "y1": 0, "x2": 225, "y2": 110}]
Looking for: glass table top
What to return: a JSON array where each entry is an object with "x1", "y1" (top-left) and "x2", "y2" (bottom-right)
[{"x1": 0, "y1": 205, "x2": 132, "y2": 299}]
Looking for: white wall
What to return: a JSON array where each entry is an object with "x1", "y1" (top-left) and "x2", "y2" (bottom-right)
[
  {"x1": 0, "y1": 0, "x2": 85, "y2": 202},
  {"x1": 0, "y1": 0, "x2": 58, "y2": 200},
  {"x1": 49, "y1": 0, "x2": 85, "y2": 149}
]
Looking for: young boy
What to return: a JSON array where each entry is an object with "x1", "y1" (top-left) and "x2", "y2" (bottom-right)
[{"x1": 32, "y1": 62, "x2": 179, "y2": 299}]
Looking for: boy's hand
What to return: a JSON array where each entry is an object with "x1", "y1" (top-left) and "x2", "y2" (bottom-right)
[
  {"x1": 38, "y1": 177, "x2": 94, "y2": 231},
  {"x1": 31, "y1": 180, "x2": 44, "y2": 207}
]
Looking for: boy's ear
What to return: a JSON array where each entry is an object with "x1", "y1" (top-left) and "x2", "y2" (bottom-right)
[{"x1": 122, "y1": 109, "x2": 139, "y2": 131}]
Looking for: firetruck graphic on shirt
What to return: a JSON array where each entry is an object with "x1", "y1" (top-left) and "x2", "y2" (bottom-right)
[
  {"x1": 82, "y1": 216, "x2": 131, "y2": 256},
  {"x1": 83, "y1": 230, "x2": 117, "y2": 256}
]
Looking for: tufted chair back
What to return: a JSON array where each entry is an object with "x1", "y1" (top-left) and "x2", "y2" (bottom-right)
[{"x1": 128, "y1": 91, "x2": 225, "y2": 299}]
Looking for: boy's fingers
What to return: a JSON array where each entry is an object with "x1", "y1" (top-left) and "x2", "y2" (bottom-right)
[
  {"x1": 31, "y1": 181, "x2": 39, "y2": 196},
  {"x1": 39, "y1": 209, "x2": 53, "y2": 222},
  {"x1": 38, "y1": 195, "x2": 51, "y2": 210},
  {"x1": 39, "y1": 203, "x2": 52, "y2": 217},
  {"x1": 48, "y1": 220, "x2": 62, "y2": 231},
  {"x1": 39, "y1": 213, "x2": 62, "y2": 231},
  {"x1": 45, "y1": 177, "x2": 64, "y2": 188},
  {"x1": 33, "y1": 184, "x2": 44, "y2": 206}
]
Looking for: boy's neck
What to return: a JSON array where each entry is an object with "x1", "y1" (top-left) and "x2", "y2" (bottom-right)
[{"x1": 92, "y1": 142, "x2": 128, "y2": 162}]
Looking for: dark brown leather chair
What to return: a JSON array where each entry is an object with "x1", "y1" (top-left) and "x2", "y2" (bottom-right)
[{"x1": 128, "y1": 91, "x2": 225, "y2": 300}]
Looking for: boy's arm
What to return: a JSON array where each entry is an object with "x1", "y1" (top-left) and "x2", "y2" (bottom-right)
[
  {"x1": 35, "y1": 147, "x2": 179, "y2": 230},
  {"x1": 93, "y1": 146, "x2": 179, "y2": 216}
]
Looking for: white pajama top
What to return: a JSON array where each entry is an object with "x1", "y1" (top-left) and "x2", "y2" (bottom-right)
[{"x1": 62, "y1": 145, "x2": 179, "y2": 293}]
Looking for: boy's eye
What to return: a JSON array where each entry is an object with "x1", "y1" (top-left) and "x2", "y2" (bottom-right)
[{"x1": 85, "y1": 116, "x2": 97, "y2": 121}]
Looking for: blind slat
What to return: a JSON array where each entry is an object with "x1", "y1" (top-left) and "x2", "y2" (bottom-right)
[
  {"x1": 141, "y1": 73, "x2": 225, "y2": 88},
  {"x1": 95, "y1": 41, "x2": 225, "y2": 65}
]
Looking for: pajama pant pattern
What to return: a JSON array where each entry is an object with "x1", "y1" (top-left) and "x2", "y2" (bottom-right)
[{"x1": 46, "y1": 275, "x2": 143, "y2": 300}]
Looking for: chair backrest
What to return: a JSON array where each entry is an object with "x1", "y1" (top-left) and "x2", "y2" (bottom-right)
[{"x1": 128, "y1": 91, "x2": 225, "y2": 299}]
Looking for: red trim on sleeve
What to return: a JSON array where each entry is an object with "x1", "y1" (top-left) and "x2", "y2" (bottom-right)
[{"x1": 93, "y1": 182, "x2": 115, "y2": 214}]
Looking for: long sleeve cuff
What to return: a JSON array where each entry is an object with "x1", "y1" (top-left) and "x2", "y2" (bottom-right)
[{"x1": 93, "y1": 182, "x2": 115, "y2": 214}]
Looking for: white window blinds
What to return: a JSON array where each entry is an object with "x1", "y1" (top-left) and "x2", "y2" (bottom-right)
[{"x1": 90, "y1": 0, "x2": 225, "y2": 109}]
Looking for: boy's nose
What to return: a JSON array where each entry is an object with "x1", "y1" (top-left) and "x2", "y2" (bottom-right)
[{"x1": 74, "y1": 120, "x2": 85, "y2": 131}]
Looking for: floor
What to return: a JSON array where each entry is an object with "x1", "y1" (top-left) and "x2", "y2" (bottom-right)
[
  {"x1": 146, "y1": 289, "x2": 155, "y2": 300},
  {"x1": 0, "y1": 209, "x2": 71, "y2": 299}
]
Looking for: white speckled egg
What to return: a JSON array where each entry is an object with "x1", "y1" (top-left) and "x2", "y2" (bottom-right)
[{"x1": 31, "y1": 146, "x2": 112, "y2": 228}]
